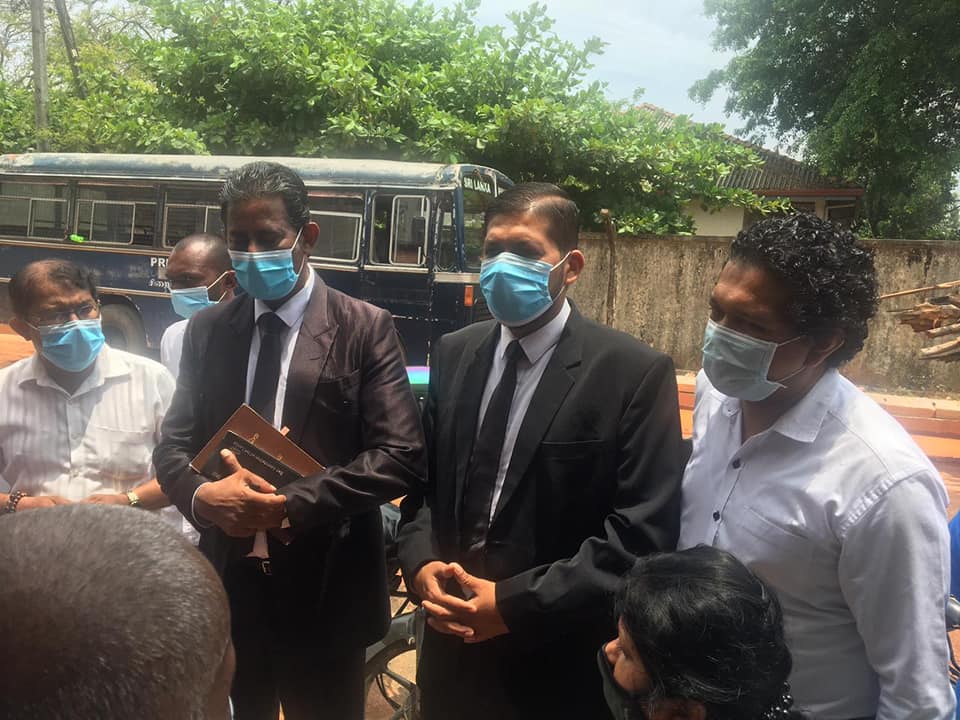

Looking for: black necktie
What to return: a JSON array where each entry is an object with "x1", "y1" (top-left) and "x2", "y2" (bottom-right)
[
  {"x1": 461, "y1": 340, "x2": 524, "y2": 554},
  {"x1": 249, "y1": 312, "x2": 287, "y2": 425}
]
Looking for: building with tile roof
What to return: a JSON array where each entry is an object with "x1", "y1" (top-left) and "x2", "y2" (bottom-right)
[{"x1": 637, "y1": 103, "x2": 864, "y2": 236}]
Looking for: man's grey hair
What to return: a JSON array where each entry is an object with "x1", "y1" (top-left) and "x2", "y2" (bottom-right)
[
  {"x1": 0, "y1": 505, "x2": 231, "y2": 720},
  {"x1": 219, "y1": 161, "x2": 311, "y2": 230}
]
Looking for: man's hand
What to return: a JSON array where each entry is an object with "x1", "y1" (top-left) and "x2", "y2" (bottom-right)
[
  {"x1": 415, "y1": 561, "x2": 479, "y2": 639},
  {"x1": 16, "y1": 495, "x2": 71, "y2": 511},
  {"x1": 433, "y1": 563, "x2": 510, "y2": 644},
  {"x1": 194, "y1": 449, "x2": 287, "y2": 536},
  {"x1": 82, "y1": 493, "x2": 130, "y2": 506}
]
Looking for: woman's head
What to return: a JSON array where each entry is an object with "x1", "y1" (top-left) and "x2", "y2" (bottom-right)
[{"x1": 601, "y1": 546, "x2": 795, "y2": 720}]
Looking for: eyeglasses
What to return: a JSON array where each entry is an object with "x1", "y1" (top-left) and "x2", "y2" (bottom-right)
[{"x1": 29, "y1": 301, "x2": 100, "y2": 327}]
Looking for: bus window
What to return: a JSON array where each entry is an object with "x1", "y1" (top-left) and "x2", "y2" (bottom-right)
[
  {"x1": 369, "y1": 194, "x2": 429, "y2": 267},
  {"x1": 0, "y1": 182, "x2": 68, "y2": 240},
  {"x1": 463, "y1": 187, "x2": 492, "y2": 270},
  {"x1": 163, "y1": 187, "x2": 222, "y2": 245},
  {"x1": 307, "y1": 194, "x2": 363, "y2": 262},
  {"x1": 76, "y1": 185, "x2": 156, "y2": 246},
  {"x1": 436, "y1": 194, "x2": 456, "y2": 271}
]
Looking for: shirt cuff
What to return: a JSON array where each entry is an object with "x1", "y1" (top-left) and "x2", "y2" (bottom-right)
[{"x1": 191, "y1": 483, "x2": 215, "y2": 529}]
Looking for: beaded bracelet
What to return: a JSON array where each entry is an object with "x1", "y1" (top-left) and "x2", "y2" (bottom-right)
[{"x1": 3, "y1": 490, "x2": 27, "y2": 515}]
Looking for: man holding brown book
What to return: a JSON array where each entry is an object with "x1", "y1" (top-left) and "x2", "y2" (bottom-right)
[{"x1": 154, "y1": 161, "x2": 426, "y2": 720}]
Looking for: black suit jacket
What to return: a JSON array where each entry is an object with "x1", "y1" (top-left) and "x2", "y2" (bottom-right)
[
  {"x1": 397, "y1": 307, "x2": 683, "y2": 717},
  {"x1": 154, "y1": 273, "x2": 426, "y2": 648}
]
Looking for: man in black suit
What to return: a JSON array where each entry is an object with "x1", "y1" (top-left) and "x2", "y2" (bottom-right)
[
  {"x1": 397, "y1": 183, "x2": 684, "y2": 719},
  {"x1": 153, "y1": 162, "x2": 426, "y2": 720}
]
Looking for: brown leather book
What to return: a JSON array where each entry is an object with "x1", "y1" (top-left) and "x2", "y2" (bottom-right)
[
  {"x1": 189, "y1": 404, "x2": 325, "y2": 544},
  {"x1": 190, "y1": 404, "x2": 324, "y2": 478}
]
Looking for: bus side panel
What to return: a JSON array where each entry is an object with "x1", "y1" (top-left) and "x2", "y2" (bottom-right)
[{"x1": 0, "y1": 243, "x2": 172, "y2": 347}]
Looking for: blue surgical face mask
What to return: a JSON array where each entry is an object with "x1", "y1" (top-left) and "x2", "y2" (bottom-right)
[
  {"x1": 479, "y1": 251, "x2": 569, "y2": 327},
  {"x1": 597, "y1": 648, "x2": 650, "y2": 720},
  {"x1": 169, "y1": 271, "x2": 231, "y2": 319},
  {"x1": 32, "y1": 318, "x2": 106, "y2": 373},
  {"x1": 702, "y1": 319, "x2": 806, "y2": 401},
  {"x1": 229, "y1": 228, "x2": 304, "y2": 301}
]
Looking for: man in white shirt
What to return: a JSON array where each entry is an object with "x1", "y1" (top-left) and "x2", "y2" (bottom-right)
[
  {"x1": 161, "y1": 232, "x2": 236, "y2": 380},
  {"x1": 0, "y1": 260, "x2": 174, "y2": 514},
  {"x1": 679, "y1": 214, "x2": 954, "y2": 719}
]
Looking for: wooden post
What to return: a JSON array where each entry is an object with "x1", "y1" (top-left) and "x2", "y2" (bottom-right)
[{"x1": 30, "y1": 0, "x2": 49, "y2": 150}]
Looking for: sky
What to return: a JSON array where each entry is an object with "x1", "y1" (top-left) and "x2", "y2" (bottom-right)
[{"x1": 423, "y1": 0, "x2": 751, "y2": 139}]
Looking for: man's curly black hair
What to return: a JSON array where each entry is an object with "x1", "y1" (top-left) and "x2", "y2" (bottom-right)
[{"x1": 729, "y1": 213, "x2": 879, "y2": 367}]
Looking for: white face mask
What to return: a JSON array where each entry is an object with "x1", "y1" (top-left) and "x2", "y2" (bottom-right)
[{"x1": 701, "y1": 319, "x2": 806, "y2": 401}]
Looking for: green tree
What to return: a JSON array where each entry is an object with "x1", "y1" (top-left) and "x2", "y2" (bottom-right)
[
  {"x1": 692, "y1": 0, "x2": 960, "y2": 238},
  {"x1": 3, "y1": 0, "x2": 779, "y2": 233}
]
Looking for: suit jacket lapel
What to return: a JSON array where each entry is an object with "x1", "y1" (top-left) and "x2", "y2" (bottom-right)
[
  {"x1": 282, "y1": 273, "x2": 338, "y2": 445},
  {"x1": 453, "y1": 324, "x2": 500, "y2": 530},
  {"x1": 490, "y1": 313, "x2": 583, "y2": 527}
]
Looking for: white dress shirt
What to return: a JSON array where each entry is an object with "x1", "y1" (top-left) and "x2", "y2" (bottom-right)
[
  {"x1": 679, "y1": 368, "x2": 954, "y2": 720},
  {"x1": 160, "y1": 318, "x2": 188, "y2": 380},
  {"x1": 159, "y1": 318, "x2": 202, "y2": 544},
  {"x1": 477, "y1": 300, "x2": 571, "y2": 521},
  {"x1": 0, "y1": 345, "x2": 174, "y2": 501},
  {"x1": 246, "y1": 269, "x2": 315, "y2": 556}
]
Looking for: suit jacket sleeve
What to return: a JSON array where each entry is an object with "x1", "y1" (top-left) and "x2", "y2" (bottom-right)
[
  {"x1": 153, "y1": 316, "x2": 207, "y2": 523},
  {"x1": 278, "y1": 309, "x2": 427, "y2": 531},
  {"x1": 495, "y1": 353, "x2": 683, "y2": 635},
  {"x1": 396, "y1": 333, "x2": 445, "y2": 585}
]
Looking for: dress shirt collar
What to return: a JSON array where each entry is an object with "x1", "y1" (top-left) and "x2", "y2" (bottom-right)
[
  {"x1": 499, "y1": 299, "x2": 571, "y2": 365},
  {"x1": 253, "y1": 266, "x2": 315, "y2": 328},
  {"x1": 19, "y1": 343, "x2": 130, "y2": 396},
  {"x1": 718, "y1": 367, "x2": 840, "y2": 444}
]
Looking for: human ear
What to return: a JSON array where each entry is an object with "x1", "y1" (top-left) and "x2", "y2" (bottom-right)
[
  {"x1": 662, "y1": 698, "x2": 706, "y2": 720},
  {"x1": 10, "y1": 317, "x2": 34, "y2": 342},
  {"x1": 805, "y1": 328, "x2": 845, "y2": 368},
  {"x1": 300, "y1": 220, "x2": 320, "y2": 255},
  {"x1": 564, "y1": 249, "x2": 585, "y2": 285}
]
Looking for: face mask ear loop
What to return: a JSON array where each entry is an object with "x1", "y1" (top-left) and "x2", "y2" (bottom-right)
[
  {"x1": 549, "y1": 251, "x2": 573, "y2": 303},
  {"x1": 292, "y1": 227, "x2": 307, "y2": 277},
  {"x1": 207, "y1": 270, "x2": 232, "y2": 302}
]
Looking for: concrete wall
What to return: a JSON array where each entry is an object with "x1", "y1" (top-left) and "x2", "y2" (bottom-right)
[{"x1": 569, "y1": 233, "x2": 960, "y2": 396}]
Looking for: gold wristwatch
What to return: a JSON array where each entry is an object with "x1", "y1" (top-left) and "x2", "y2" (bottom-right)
[{"x1": 126, "y1": 490, "x2": 141, "y2": 508}]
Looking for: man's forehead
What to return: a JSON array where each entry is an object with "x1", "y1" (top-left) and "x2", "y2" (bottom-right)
[
  {"x1": 713, "y1": 261, "x2": 792, "y2": 320},
  {"x1": 225, "y1": 195, "x2": 290, "y2": 226},
  {"x1": 34, "y1": 283, "x2": 93, "y2": 308}
]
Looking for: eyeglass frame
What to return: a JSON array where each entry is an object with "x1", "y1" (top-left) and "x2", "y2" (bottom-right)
[{"x1": 26, "y1": 300, "x2": 102, "y2": 328}]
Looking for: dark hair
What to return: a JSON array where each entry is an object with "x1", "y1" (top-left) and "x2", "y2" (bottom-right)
[
  {"x1": 220, "y1": 161, "x2": 311, "y2": 230},
  {"x1": 616, "y1": 546, "x2": 794, "y2": 720},
  {"x1": 484, "y1": 182, "x2": 580, "y2": 252},
  {"x1": 8, "y1": 260, "x2": 99, "y2": 318},
  {"x1": 172, "y1": 232, "x2": 233, "y2": 273},
  {"x1": 0, "y1": 505, "x2": 231, "y2": 720},
  {"x1": 729, "y1": 214, "x2": 878, "y2": 366}
]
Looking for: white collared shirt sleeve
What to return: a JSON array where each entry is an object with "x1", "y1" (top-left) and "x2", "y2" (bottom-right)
[{"x1": 839, "y1": 471, "x2": 954, "y2": 720}]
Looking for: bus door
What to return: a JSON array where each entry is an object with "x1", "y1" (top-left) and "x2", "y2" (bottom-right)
[
  {"x1": 306, "y1": 191, "x2": 363, "y2": 300},
  {"x1": 361, "y1": 192, "x2": 433, "y2": 365}
]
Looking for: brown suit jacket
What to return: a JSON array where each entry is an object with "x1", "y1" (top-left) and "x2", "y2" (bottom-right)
[{"x1": 154, "y1": 272, "x2": 426, "y2": 647}]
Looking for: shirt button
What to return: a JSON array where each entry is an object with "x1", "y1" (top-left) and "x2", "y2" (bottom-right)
[
  {"x1": 732, "y1": 458, "x2": 742, "y2": 469},
  {"x1": 712, "y1": 511, "x2": 721, "y2": 521}
]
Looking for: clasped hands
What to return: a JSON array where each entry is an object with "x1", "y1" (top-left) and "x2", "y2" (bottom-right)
[
  {"x1": 194, "y1": 449, "x2": 287, "y2": 536},
  {"x1": 413, "y1": 561, "x2": 509, "y2": 643}
]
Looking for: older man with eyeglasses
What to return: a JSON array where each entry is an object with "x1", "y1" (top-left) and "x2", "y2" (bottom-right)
[{"x1": 0, "y1": 259, "x2": 175, "y2": 514}]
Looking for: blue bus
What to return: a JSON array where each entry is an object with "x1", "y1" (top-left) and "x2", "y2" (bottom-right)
[{"x1": 0, "y1": 153, "x2": 511, "y2": 372}]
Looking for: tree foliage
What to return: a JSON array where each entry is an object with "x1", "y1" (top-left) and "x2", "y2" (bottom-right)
[
  {"x1": 692, "y1": 0, "x2": 960, "y2": 238},
  {"x1": 1, "y1": 0, "x2": 778, "y2": 233}
]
